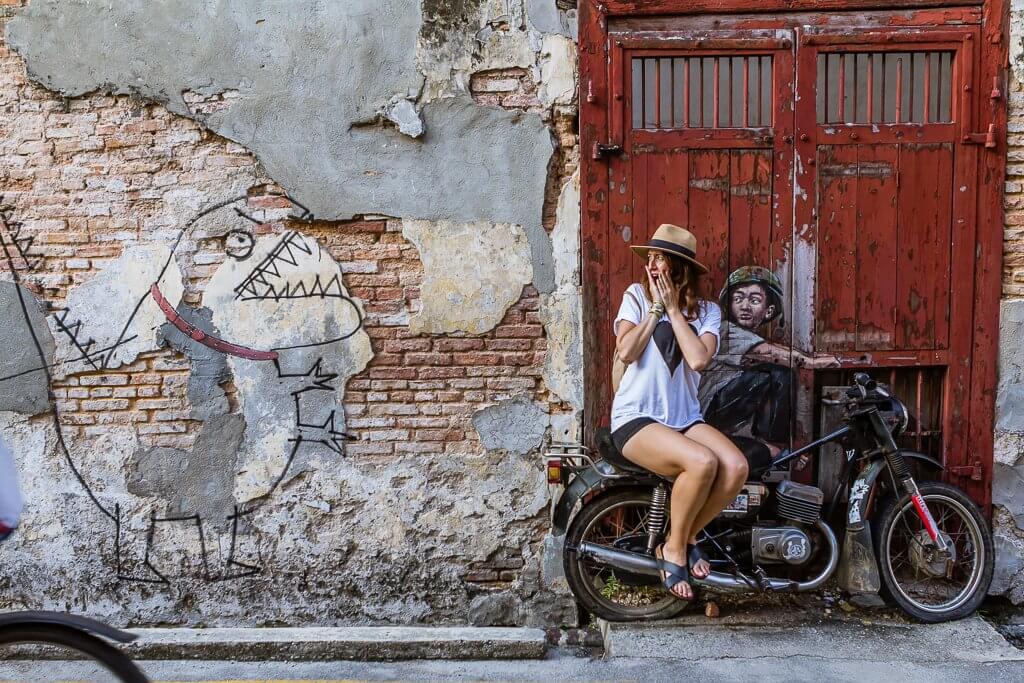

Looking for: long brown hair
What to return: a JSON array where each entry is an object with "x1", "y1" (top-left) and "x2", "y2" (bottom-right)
[{"x1": 641, "y1": 252, "x2": 702, "y2": 320}]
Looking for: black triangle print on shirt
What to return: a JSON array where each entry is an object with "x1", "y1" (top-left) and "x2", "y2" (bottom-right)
[{"x1": 652, "y1": 319, "x2": 700, "y2": 375}]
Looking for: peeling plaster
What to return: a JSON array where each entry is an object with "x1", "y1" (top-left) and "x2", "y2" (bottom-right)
[
  {"x1": 157, "y1": 305, "x2": 231, "y2": 422},
  {"x1": 51, "y1": 243, "x2": 184, "y2": 372},
  {"x1": 0, "y1": 283, "x2": 54, "y2": 415},
  {"x1": 1012, "y1": 0, "x2": 1024, "y2": 84},
  {"x1": 8, "y1": 0, "x2": 556, "y2": 292},
  {"x1": 128, "y1": 414, "x2": 245, "y2": 521},
  {"x1": 538, "y1": 34, "x2": 577, "y2": 108},
  {"x1": 993, "y1": 298, "x2": 1024, "y2": 601},
  {"x1": 472, "y1": 395, "x2": 548, "y2": 454},
  {"x1": 540, "y1": 170, "x2": 583, "y2": 411},
  {"x1": 403, "y1": 219, "x2": 534, "y2": 335}
]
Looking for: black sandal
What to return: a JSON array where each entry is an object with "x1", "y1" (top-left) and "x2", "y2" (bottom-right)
[
  {"x1": 688, "y1": 543, "x2": 711, "y2": 580},
  {"x1": 655, "y1": 544, "x2": 695, "y2": 603}
]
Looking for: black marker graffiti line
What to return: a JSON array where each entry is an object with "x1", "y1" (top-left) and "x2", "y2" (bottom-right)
[
  {"x1": 3, "y1": 192, "x2": 359, "y2": 584},
  {"x1": 0, "y1": 233, "x2": 115, "y2": 522},
  {"x1": 54, "y1": 310, "x2": 101, "y2": 371},
  {"x1": 233, "y1": 231, "x2": 313, "y2": 301}
]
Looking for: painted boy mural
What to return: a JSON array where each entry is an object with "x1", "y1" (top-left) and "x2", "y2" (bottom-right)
[{"x1": 698, "y1": 266, "x2": 839, "y2": 454}]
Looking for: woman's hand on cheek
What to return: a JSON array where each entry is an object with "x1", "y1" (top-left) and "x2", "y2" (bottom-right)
[
  {"x1": 646, "y1": 266, "x2": 663, "y2": 305},
  {"x1": 658, "y1": 273, "x2": 680, "y2": 313}
]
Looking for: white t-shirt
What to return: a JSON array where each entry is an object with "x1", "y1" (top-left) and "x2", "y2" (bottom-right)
[{"x1": 610, "y1": 283, "x2": 722, "y2": 432}]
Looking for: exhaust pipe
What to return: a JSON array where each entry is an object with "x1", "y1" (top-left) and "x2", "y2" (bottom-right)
[{"x1": 574, "y1": 521, "x2": 839, "y2": 593}]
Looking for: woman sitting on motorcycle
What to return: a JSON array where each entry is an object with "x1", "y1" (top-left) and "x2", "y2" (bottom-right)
[{"x1": 611, "y1": 224, "x2": 748, "y2": 602}]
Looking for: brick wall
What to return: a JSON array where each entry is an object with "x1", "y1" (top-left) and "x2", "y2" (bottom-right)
[{"x1": 1006, "y1": 75, "x2": 1024, "y2": 296}]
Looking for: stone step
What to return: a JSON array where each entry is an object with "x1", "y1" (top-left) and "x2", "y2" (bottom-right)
[{"x1": 120, "y1": 626, "x2": 548, "y2": 661}]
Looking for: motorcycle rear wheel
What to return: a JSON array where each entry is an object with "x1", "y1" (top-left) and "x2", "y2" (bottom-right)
[
  {"x1": 563, "y1": 489, "x2": 688, "y2": 622},
  {"x1": 875, "y1": 481, "x2": 993, "y2": 623}
]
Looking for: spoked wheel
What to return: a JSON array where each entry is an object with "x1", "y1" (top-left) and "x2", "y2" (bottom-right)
[
  {"x1": 563, "y1": 490, "x2": 687, "y2": 622},
  {"x1": 0, "y1": 623, "x2": 149, "y2": 682},
  {"x1": 876, "y1": 481, "x2": 993, "y2": 623}
]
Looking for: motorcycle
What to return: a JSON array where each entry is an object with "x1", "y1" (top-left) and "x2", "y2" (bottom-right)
[{"x1": 546, "y1": 373, "x2": 993, "y2": 623}]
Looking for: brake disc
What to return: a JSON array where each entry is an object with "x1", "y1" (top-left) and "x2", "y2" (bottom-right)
[{"x1": 909, "y1": 529, "x2": 956, "y2": 578}]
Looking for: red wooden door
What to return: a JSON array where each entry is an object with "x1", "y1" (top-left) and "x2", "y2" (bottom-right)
[
  {"x1": 793, "y1": 26, "x2": 985, "y2": 501},
  {"x1": 585, "y1": 10, "x2": 997, "y2": 505}
]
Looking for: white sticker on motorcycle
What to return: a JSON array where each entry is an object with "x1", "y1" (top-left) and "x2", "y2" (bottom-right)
[{"x1": 848, "y1": 478, "x2": 871, "y2": 524}]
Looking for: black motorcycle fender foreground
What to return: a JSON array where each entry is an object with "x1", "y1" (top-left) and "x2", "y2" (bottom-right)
[
  {"x1": 552, "y1": 462, "x2": 662, "y2": 536},
  {"x1": 0, "y1": 611, "x2": 138, "y2": 643},
  {"x1": 837, "y1": 450, "x2": 943, "y2": 602}
]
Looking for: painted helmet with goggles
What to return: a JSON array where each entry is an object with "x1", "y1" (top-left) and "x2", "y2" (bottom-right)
[{"x1": 719, "y1": 265, "x2": 785, "y2": 327}]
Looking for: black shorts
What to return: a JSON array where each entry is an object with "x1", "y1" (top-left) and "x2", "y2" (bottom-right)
[{"x1": 611, "y1": 417, "x2": 705, "y2": 454}]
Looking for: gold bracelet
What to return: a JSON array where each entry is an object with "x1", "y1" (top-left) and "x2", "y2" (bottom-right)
[{"x1": 649, "y1": 303, "x2": 665, "y2": 318}]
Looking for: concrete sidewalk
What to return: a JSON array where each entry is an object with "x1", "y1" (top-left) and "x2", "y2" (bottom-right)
[
  {"x1": 601, "y1": 613, "x2": 1024, "y2": 664},
  {"x1": 119, "y1": 626, "x2": 548, "y2": 661}
]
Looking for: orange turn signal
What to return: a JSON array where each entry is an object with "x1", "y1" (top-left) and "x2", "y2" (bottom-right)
[{"x1": 547, "y1": 458, "x2": 563, "y2": 484}]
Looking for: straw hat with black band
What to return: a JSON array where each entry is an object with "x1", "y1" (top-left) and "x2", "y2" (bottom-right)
[{"x1": 630, "y1": 223, "x2": 709, "y2": 274}]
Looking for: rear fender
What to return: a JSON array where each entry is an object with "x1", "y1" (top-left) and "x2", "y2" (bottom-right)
[
  {"x1": 0, "y1": 611, "x2": 137, "y2": 643},
  {"x1": 551, "y1": 464, "x2": 660, "y2": 536}
]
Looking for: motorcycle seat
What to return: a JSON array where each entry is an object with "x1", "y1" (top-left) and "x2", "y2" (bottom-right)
[
  {"x1": 595, "y1": 428, "x2": 653, "y2": 475},
  {"x1": 595, "y1": 428, "x2": 774, "y2": 480}
]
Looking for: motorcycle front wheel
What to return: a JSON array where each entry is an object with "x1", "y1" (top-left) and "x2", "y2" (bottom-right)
[
  {"x1": 875, "y1": 481, "x2": 993, "y2": 623},
  {"x1": 563, "y1": 489, "x2": 688, "y2": 622}
]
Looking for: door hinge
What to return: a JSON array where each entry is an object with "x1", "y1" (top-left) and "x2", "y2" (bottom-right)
[
  {"x1": 963, "y1": 123, "x2": 998, "y2": 149},
  {"x1": 592, "y1": 142, "x2": 623, "y2": 160},
  {"x1": 950, "y1": 463, "x2": 983, "y2": 481}
]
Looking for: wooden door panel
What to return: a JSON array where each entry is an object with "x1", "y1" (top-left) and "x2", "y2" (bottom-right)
[
  {"x1": 728, "y1": 150, "x2": 774, "y2": 274},
  {"x1": 816, "y1": 144, "x2": 861, "y2": 351},
  {"x1": 895, "y1": 143, "x2": 954, "y2": 350},
  {"x1": 855, "y1": 144, "x2": 900, "y2": 352},
  {"x1": 687, "y1": 149, "x2": 732, "y2": 281}
]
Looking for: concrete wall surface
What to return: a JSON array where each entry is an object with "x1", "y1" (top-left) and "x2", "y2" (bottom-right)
[
  {"x1": 992, "y1": 0, "x2": 1024, "y2": 604},
  {"x1": 0, "y1": 0, "x2": 581, "y2": 626}
]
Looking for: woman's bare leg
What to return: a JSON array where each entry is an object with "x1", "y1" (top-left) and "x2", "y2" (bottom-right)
[
  {"x1": 621, "y1": 423, "x2": 719, "y2": 599},
  {"x1": 684, "y1": 423, "x2": 749, "y2": 577}
]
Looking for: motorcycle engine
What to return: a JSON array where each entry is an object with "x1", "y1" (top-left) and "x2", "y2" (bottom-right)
[
  {"x1": 750, "y1": 480, "x2": 825, "y2": 566},
  {"x1": 751, "y1": 527, "x2": 813, "y2": 565}
]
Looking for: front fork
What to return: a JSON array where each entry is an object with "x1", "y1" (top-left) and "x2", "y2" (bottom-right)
[{"x1": 869, "y1": 410, "x2": 951, "y2": 553}]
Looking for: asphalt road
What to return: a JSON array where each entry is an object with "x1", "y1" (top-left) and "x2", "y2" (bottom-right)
[{"x1": 2, "y1": 654, "x2": 1024, "y2": 682}]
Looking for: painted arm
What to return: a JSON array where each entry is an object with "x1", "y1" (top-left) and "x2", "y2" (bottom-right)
[{"x1": 743, "y1": 341, "x2": 840, "y2": 369}]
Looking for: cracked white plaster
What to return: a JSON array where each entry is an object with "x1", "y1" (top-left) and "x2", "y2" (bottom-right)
[
  {"x1": 202, "y1": 232, "x2": 373, "y2": 503},
  {"x1": 538, "y1": 34, "x2": 577, "y2": 108},
  {"x1": 403, "y1": 219, "x2": 533, "y2": 335},
  {"x1": 52, "y1": 243, "x2": 184, "y2": 372},
  {"x1": 540, "y1": 170, "x2": 583, "y2": 412},
  {"x1": 384, "y1": 97, "x2": 424, "y2": 138}
]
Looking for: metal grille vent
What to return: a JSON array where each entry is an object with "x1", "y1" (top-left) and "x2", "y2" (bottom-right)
[{"x1": 775, "y1": 480, "x2": 824, "y2": 525}]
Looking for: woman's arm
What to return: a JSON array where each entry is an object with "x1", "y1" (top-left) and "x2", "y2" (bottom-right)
[
  {"x1": 666, "y1": 310, "x2": 717, "y2": 371},
  {"x1": 616, "y1": 313, "x2": 658, "y2": 363}
]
